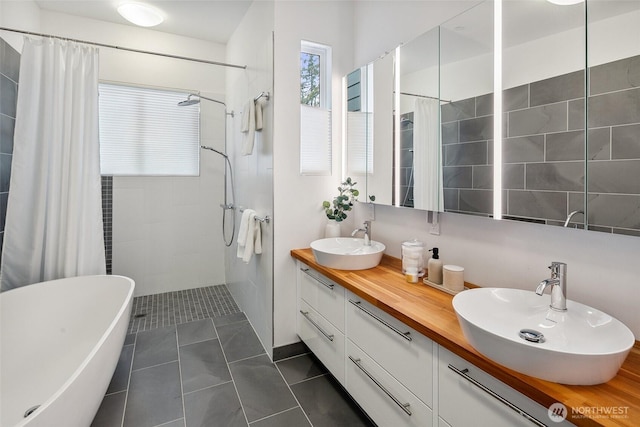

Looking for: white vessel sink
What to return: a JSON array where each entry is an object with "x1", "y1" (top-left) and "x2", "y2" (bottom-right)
[
  {"x1": 452, "y1": 288, "x2": 635, "y2": 385},
  {"x1": 310, "y1": 237, "x2": 385, "y2": 270}
]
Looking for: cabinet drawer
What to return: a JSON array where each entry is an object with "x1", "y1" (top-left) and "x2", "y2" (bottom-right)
[
  {"x1": 438, "y1": 346, "x2": 574, "y2": 427},
  {"x1": 298, "y1": 263, "x2": 345, "y2": 332},
  {"x1": 346, "y1": 291, "x2": 433, "y2": 406},
  {"x1": 346, "y1": 340, "x2": 433, "y2": 427},
  {"x1": 297, "y1": 299, "x2": 345, "y2": 385}
]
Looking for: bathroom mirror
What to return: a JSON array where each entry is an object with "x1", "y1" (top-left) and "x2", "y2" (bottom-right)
[
  {"x1": 345, "y1": 64, "x2": 371, "y2": 197},
  {"x1": 440, "y1": 1, "x2": 494, "y2": 215},
  {"x1": 395, "y1": 26, "x2": 441, "y2": 210},
  {"x1": 346, "y1": 54, "x2": 394, "y2": 205},
  {"x1": 584, "y1": 1, "x2": 640, "y2": 236},
  {"x1": 499, "y1": 0, "x2": 587, "y2": 226},
  {"x1": 348, "y1": 0, "x2": 640, "y2": 237}
]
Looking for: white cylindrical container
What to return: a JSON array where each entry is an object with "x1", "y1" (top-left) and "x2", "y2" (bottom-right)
[
  {"x1": 402, "y1": 240, "x2": 425, "y2": 277},
  {"x1": 443, "y1": 265, "x2": 465, "y2": 292}
]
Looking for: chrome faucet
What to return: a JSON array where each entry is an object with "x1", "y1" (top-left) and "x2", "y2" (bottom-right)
[
  {"x1": 536, "y1": 262, "x2": 567, "y2": 311},
  {"x1": 351, "y1": 221, "x2": 371, "y2": 246},
  {"x1": 563, "y1": 210, "x2": 584, "y2": 227}
]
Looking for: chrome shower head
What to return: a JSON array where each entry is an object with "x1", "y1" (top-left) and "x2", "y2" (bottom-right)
[{"x1": 178, "y1": 95, "x2": 200, "y2": 106}]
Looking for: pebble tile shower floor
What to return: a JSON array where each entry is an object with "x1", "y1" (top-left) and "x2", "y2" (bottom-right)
[{"x1": 92, "y1": 285, "x2": 374, "y2": 427}]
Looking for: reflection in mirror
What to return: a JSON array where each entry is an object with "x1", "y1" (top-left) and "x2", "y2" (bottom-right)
[
  {"x1": 396, "y1": 26, "x2": 442, "y2": 211},
  {"x1": 349, "y1": 0, "x2": 640, "y2": 238},
  {"x1": 345, "y1": 64, "x2": 372, "y2": 194},
  {"x1": 586, "y1": 1, "x2": 640, "y2": 236},
  {"x1": 500, "y1": 0, "x2": 586, "y2": 227},
  {"x1": 354, "y1": 54, "x2": 394, "y2": 205},
  {"x1": 439, "y1": 1, "x2": 494, "y2": 217}
]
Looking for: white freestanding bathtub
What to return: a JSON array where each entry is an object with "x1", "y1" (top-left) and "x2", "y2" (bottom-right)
[{"x1": 0, "y1": 275, "x2": 135, "y2": 427}]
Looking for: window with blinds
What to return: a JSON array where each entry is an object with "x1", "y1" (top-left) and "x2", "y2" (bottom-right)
[
  {"x1": 98, "y1": 83, "x2": 200, "y2": 176},
  {"x1": 300, "y1": 41, "x2": 332, "y2": 176}
]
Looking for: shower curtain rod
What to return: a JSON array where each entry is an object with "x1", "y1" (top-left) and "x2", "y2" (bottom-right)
[
  {"x1": 399, "y1": 91, "x2": 451, "y2": 103},
  {"x1": 0, "y1": 26, "x2": 247, "y2": 69}
]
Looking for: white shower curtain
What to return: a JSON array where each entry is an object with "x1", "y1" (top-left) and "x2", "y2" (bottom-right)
[
  {"x1": 0, "y1": 38, "x2": 105, "y2": 290},
  {"x1": 413, "y1": 98, "x2": 444, "y2": 212}
]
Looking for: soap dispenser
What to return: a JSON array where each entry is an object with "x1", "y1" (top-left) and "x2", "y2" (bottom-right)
[{"x1": 427, "y1": 248, "x2": 443, "y2": 285}]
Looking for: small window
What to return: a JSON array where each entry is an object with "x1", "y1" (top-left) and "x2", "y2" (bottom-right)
[
  {"x1": 300, "y1": 51, "x2": 320, "y2": 107},
  {"x1": 99, "y1": 83, "x2": 200, "y2": 176},
  {"x1": 300, "y1": 41, "x2": 332, "y2": 175}
]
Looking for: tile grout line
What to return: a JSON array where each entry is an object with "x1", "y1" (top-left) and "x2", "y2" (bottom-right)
[
  {"x1": 272, "y1": 357, "x2": 315, "y2": 427},
  {"x1": 131, "y1": 359, "x2": 179, "y2": 374},
  {"x1": 285, "y1": 372, "x2": 329, "y2": 387},
  {"x1": 181, "y1": 379, "x2": 234, "y2": 397},
  {"x1": 247, "y1": 406, "x2": 305, "y2": 426},
  {"x1": 119, "y1": 332, "x2": 137, "y2": 427},
  {"x1": 175, "y1": 325, "x2": 187, "y2": 427},
  {"x1": 212, "y1": 318, "x2": 252, "y2": 427},
  {"x1": 225, "y1": 351, "x2": 268, "y2": 365}
]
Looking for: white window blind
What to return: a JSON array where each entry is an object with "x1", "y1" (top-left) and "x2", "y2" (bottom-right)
[
  {"x1": 99, "y1": 83, "x2": 199, "y2": 176},
  {"x1": 300, "y1": 105, "x2": 332, "y2": 175},
  {"x1": 346, "y1": 111, "x2": 373, "y2": 175}
]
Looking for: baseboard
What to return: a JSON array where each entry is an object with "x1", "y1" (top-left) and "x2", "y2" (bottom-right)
[{"x1": 272, "y1": 340, "x2": 310, "y2": 361}]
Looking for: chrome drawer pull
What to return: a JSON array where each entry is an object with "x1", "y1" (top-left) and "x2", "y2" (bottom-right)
[
  {"x1": 349, "y1": 356, "x2": 412, "y2": 416},
  {"x1": 300, "y1": 267, "x2": 335, "y2": 290},
  {"x1": 300, "y1": 310, "x2": 334, "y2": 341},
  {"x1": 348, "y1": 299, "x2": 412, "y2": 341},
  {"x1": 447, "y1": 364, "x2": 546, "y2": 427}
]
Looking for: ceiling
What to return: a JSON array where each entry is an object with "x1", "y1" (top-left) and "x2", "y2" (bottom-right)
[{"x1": 34, "y1": 0, "x2": 254, "y2": 44}]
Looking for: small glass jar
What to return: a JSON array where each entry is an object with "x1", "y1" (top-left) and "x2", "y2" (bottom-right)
[{"x1": 401, "y1": 239, "x2": 425, "y2": 278}]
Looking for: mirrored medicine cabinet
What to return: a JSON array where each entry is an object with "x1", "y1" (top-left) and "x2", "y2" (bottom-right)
[{"x1": 344, "y1": 0, "x2": 640, "y2": 237}]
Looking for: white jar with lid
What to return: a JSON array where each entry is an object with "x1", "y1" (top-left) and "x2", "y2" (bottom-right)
[{"x1": 401, "y1": 239, "x2": 425, "y2": 278}]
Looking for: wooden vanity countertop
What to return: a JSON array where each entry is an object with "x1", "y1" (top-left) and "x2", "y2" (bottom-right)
[{"x1": 291, "y1": 248, "x2": 640, "y2": 427}]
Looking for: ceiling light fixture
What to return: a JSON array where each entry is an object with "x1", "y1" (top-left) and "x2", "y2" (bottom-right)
[
  {"x1": 546, "y1": 0, "x2": 584, "y2": 5},
  {"x1": 117, "y1": 2, "x2": 164, "y2": 27}
]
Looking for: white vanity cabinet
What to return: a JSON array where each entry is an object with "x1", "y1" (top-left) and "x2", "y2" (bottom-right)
[
  {"x1": 438, "y1": 346, "x2": 574, "y2": 427},
  {"x1": 295, "y1": 262, "x2": 575, "y2": 427},
  {"x1": 296, "y1": 263, "x2": 346, "y2": 384},
  {"x1": 346, "y1": 339, "x2": 433, "y2": 427},
  {"x1": 345, "y1": 290, "x2": 433, "y2": 407},
  {"x1": 344, "y1": 289, "x2": 434, "y2": 426}
]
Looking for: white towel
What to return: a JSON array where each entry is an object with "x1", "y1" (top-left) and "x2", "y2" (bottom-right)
[
  {"x1": 237, "y1": 209, "x2": 262, "y2": 263},
  {"x1": 253, "y1": 221, "x2": 262, "y2": 255},
  {"x1": 241, "y1": 99, "x2": 256, "y2": 156},
  {"x1": 242, "y1": 212, "x2": 256, "y2": 263},
  {"x1": 237, "y1": 208, "x2": 254, "y2": 258},
  {"x1": 255, "y1": 99, "x2": 263, "y2": 131}
]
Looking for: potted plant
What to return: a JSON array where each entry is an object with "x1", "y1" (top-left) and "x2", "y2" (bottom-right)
[{"x1": 322, "y1": 177, "x2": 359, "y2": 237}]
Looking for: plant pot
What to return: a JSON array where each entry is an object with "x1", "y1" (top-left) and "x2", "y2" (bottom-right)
[{"x1": 325, "y1": 221, "x2": 341, "y2": 238}]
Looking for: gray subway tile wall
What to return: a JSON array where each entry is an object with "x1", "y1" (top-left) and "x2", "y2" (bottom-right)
[
  {"x1": 0, "y1": 37, "x2": 18, "y2": 266},
  {"x1": 441, "y1": 53, "x2": 640, "y2": 232},
  {"x1": 589, "y1": 56, "x2": 640, "y2": 95}
]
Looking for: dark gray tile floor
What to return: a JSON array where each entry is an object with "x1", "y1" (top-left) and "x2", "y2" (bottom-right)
[{"x1": 92, "y1": 313, "x2": 375, "y2": 427}]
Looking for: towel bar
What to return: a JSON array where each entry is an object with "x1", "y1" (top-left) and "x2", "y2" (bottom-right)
[
  {"x1": 239, "y1": 207, "x2": 270, "y2": 224},
  {"x1": 254, "y1": 91, "x2": 270, "y2": 102}
]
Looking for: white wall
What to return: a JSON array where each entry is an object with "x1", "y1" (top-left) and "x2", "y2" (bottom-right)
[
  {"x1": 351, "y1": 2, "x2": 640, "y2": 337},
  {"x1": 353, "y1": 0, "x2": 481, "y2": 66},
  {"x1": 271, "y1": 0, "x2": 356, "y2": 348},
  {"x1": 36, "y1": 10, "x2": 229, "y2": 296},
  {"x1": 225, "y1": 0, "x2": 275, "y2": 356},
  {"x1": 0, "y1": 0, "x2": 41, "y2": 50}
]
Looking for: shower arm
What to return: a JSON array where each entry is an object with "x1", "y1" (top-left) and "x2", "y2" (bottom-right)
[{"x1": 184, "y1": 93, "x2": 234, "y2": 117}]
